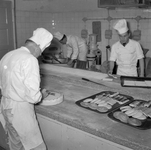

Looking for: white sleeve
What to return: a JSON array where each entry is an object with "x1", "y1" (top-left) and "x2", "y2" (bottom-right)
[
  {"x1": 23, "y1": 57, "x2": 42, "y2": 103},
  {"x1": 109, "y1": 45, "x2": 117, "y2": 62},
  {"x1": 70, "y1": 36, "x2": 79, "y2": 60},
  {"x1": 136, "y1": 42, "x2": 144, "y2": 59}
]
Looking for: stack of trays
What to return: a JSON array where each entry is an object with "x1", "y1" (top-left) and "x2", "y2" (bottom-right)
[{"x1": 76, "y1": 91, "x2": 151, "y2": 130}]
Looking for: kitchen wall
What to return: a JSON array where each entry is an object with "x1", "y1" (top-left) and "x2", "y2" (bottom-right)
[{"x1": 14, "y1": 0, "x2": 151, "y2": 63}]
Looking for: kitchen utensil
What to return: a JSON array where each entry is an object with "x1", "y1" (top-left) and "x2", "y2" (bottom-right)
[
  {"x1": 51, "y1": 54, "x2": 62, "y2": 64},
  {"x1": 82, "y1": 78, "x2": 109, "y2": 87}
]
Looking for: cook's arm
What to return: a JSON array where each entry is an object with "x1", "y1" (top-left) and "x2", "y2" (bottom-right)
[
  {"x1": 70, "y1": 37, "x2": 79, "y2": 60},
  {"x1": 24, "y1": 57, "x2": 42, "y2": 103},
  {"x1": 108, "y1": 61, "x2": 115, "y2": 75},
  {"x1": 139, "y1": 58, "x2": 144, "y2": 77}
]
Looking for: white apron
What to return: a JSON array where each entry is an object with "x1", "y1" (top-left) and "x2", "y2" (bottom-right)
[{"x1": 117, "y1": 65, "x2": 137, "y2": 76}]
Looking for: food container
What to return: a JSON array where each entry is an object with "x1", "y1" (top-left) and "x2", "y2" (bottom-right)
[
  {"x1": 120, "y1": 76, "x2": 151, "y2": 88},
  {"x1": 108, "y1": 99, "x2": 151, "y2": 130},
  {"x1": 75, "y1": 91, "x2": 134, "y2": 114}
]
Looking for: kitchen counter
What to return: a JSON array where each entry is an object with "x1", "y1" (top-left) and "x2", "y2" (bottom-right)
[{"x1": 36, "y1": 64, "x2": 151, "y2": 150}]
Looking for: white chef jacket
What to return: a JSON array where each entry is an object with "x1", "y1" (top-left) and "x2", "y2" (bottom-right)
[
  {"x1": 66, "y1": 35, "x2": 88, "y2": 61},
  {"x1": 0, "y1": 47, "x2": 43, "y2": 150},
  {"x1": 109, "y1": 39, "x2": 144, "y2": 76}
]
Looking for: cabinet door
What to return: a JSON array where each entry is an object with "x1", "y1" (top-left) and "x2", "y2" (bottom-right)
[
  {"x1": 0, "y1": 1, "x2": 14, "y2": 59},
  {"x1": 37, "y1": 114, "x2": 132, "y2": 150},
  {"x1": 37, "y1": 114, "x2": 62, "y2": 150},
  {"x1": 0, "y1": 123, "x2": 9, "y2": 150}
]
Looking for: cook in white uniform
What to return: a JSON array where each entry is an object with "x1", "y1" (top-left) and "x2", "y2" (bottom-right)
[
  {"x1": 54, "y1": 32, "x2": 88, "y2": 69},
  {"x1": 109, "y1": 19, "x2": 144, "y2": 77},
  {"x1": 0, "y1": 28, "x2": 53, "y2": 150}
]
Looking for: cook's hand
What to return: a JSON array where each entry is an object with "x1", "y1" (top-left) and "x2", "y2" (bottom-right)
[
  {"x1": 65, "y1": 58, "x2": 70, "y2": 63},
  {"x1": 107, "y1": 70, "x2": 113, "y2": 76},
  {"x1": 41, "y1": 89, "x2": 49, "y2": 99}
]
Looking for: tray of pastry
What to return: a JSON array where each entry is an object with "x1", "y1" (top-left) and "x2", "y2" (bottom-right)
[
  {"x1": 120, "y1": 76, "x2": 151, "y2": 88},
  {"x1": 108, "y1": 99, "x2": 151, "y2": 130},
  {"x1": 75, "y1": 91, "x2": 134, "y2": 114}
]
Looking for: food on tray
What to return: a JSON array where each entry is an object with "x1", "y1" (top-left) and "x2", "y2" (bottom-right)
[
  {"x1": 88, "y1": 103, "x2": 98, "y2": 110},
  {"x1": 83, "y1": 98, "x2": 93, "y2": 103},
  {"x1": 113, "y1": 111, "x2": 129, "y2": 123},
  {"x1": 79, "y1": 91, "x2": 132, "y2": 113},
  {"x1": 113, "y1": 111, "x2": 121, "y2": 119},
  {"x1": 128, "y1": 118, "x2": 142, "y2": 126},
  {"x1": 143, "y1": 101, "x2": 151, "y2": 107},
  {"x1": 111, "y1": 100, "x2": 151, "y2": 128},
  {"x1": 97, "y1": 106, "x2": 108, "y2": 112},
  {"x1": 80, "y1": 101, "x2": 89, "y2": 107},
  {"x1": 127, "y1": 100, "x2": 151, "y2": 118},
  {"x1": 129, "y1": 101, "x2": 141, "y2": 107}
]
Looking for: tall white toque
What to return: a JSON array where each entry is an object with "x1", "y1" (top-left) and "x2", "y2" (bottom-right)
[
  {"x1": 113, "y1": 19, "x2": 128, "y2": 35},
  {"x1": 29, "y1": 28, "x2": 53, "y2": 51}
]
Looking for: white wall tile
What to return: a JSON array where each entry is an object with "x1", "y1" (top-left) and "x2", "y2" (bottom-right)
[{"x1": 16, "y1": 5, "x2": 151, "y2": 63}]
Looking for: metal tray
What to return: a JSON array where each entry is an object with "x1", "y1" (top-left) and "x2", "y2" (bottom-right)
[
  {"x1": 75, "y1": 91, "x2": 134, "y2": 114},
  {"x1": 108, "y1": 99, "x2": 151, "y2": 130},
  {"x1": 120, "y1": 76, "x2": 151, "y2": 88}
]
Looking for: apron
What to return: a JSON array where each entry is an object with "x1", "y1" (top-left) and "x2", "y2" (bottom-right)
[
  {"x1": 117, "y1": 65, "x2": 137, "y2": 76},
  {"x1": 1, "y1": 96, "x2": 43, "y2": 150}
]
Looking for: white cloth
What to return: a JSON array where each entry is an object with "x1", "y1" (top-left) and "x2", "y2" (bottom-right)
[
  {"x1": 30, "y1": 28, "x2": 53, "y2": 51},
  {"x1": 109, "y1": 39, "x2": 144, "y2": 76},
  {"x1": 0, "y1": 47, "x2": 43, "y2": 150},
  {"x1": 54, "y1": 32, "x2": 64, "y2": 41},
  {"x1": 66, "y1": 35, "x2": 88, "y2": 61},
  {"x1": 113, "y1": 19, "x2": 128, "y2": 35}
]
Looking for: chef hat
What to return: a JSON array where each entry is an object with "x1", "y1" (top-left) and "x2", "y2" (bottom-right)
[
  {"x1": 29, "y1": 28, "x2": 53, "y2": 51},
  {"x1": 54, "y1": 32, "x2": 64, "y2": 41},
  {"x1": 113, "y1": 19, "x2": 128, "y2": 35}
]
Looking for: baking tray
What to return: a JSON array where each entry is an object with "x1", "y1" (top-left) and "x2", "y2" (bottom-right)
[
  {"x1": 75, "y1": 91, "x2": 134, "y2": 114},
  {"x1": 121, "y1": 76, "x2": 151, "y2": 88},
  {"x1": 108, "y1": 99, "x2": 151, "y2": 130}
]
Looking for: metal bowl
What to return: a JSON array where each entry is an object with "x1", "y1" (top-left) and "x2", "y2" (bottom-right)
[{"x1": 52, "y1": 58, "x2": 66, "y2": 64}]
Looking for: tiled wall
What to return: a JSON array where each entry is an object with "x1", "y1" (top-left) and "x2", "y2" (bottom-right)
[{"x1": 15, "y1": 8, "x2": 151, "y2": 63}]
